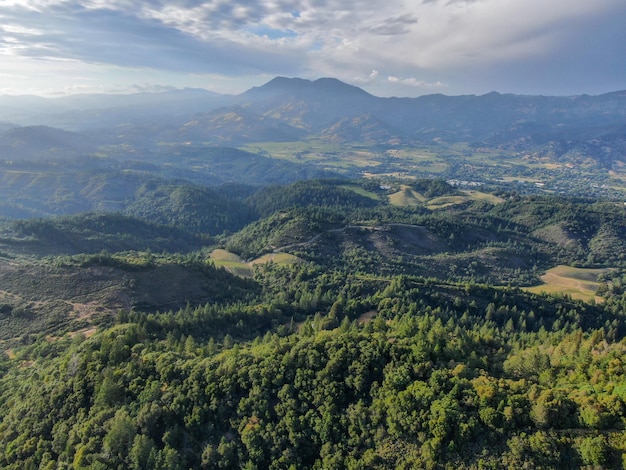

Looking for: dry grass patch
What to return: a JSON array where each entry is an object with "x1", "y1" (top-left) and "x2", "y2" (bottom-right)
[
  {"x1": 389, "y1": 185, "x2": 426, "y2": 207},
  {"x1": 209, "y1": 249, "x2": 245, "y2": 263},
  {"x1": 250, "y1": 253, "x2": 301, "y2": 266},
  {"x1": 426, "y1": 195, "x2": 468, "y2": 210},
  {"x1": 210, "y1": 249, "x2": 300, "y2": 277},
  {"x1": 461, "y1": 190, "x2": 505, "y2": 204},
  {"x1": 357, "y1": 310, "x2": 378, "y2": 324},
  {"x1": 524, "y1": 265, "x2": 613, "y2": 303},
  {"x1": 209, "y1": 249, "x2": 253, "y2": 277}
]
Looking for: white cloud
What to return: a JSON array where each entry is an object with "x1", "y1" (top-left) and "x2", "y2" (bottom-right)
[
  {"x1": 387, "y1": 76, "x2": 447, "y2": 90},
  {"x1": 0, "y1": 0, "x2": 624, "y2": 96},
  {"x1": 352, "y1": 69, "x2": 379, "y2": 84}
]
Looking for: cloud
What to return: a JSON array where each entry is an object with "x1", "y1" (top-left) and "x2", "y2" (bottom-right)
[
  {"x1": 0, "y1": 0, "x2": 625, "y2": 96},
  {"x1": 388, "y1": 76, "x2": 446, "y2": 88},
  {"x1": 353, "y1": 69, "x2": 380, "y2": 84},
  {"x1": 367, "y1": 14, "x2": 418, "y2": 36}
]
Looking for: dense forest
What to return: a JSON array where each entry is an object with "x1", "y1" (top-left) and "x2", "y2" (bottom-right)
[{"x1": 1, "y1": 178, "x2": 626, "y2": 468}]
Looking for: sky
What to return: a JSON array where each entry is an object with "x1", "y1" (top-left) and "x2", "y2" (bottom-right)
[{"x1": 1, "y1": 0, "x2": 625, "y2": 98}]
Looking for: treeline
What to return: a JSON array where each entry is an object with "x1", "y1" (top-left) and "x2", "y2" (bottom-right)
[
  {"x1": 247, "y1": 179, "x2": 382, "y2": 217},
  {"x1": 9, "y1": 213, "x2": 207, "y2": 255}
]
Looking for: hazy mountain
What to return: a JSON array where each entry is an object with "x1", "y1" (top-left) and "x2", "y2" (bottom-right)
[
  {"x1": 0, "y1": 88, "x2": 229, "y2": 129},
  {"x1": 237, "y1": 77, "x2": 378, "y2": 131},
  {"x1": 2, "y1": 78, "x2": 626, "y2": 169},
  {"x1": 319, "y1": 114, "x2": 405, "y2": 144},
  {"x1": 172, "y1": 106, "x2": 307, "y2": 144},
  {"x1": 0, "y1": 125, "x2": 98, "y2": 160}
]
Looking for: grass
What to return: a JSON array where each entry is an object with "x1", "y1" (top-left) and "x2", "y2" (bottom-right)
[
  {"x1": 524, "y1": 265, "x2": 612, "y2": 303},
  {"x1": 250, "y1": 253, "x2": 301, "y2": 265},
  {"x1": 339, "y1": 185, "x2": 380, "y2": 201},
  {"x1": 460, "y1": 190, "x2": 505, "y2": 204},
  {"x1": 209, "y1": 249, "x2": 253, "y2": 277},
  {"x1": 209, "y1": 249, "x2": 245, "y2": 263},
  {"x1": 210, "y1": 249, "x2": 300, "y2": 277},
  {"x1": 425, "y1": 191, "x2": 505, "y2": 210},
  {"x1": 426, "y1": 196, "x2": 468, "y2": 210},
  {"x1": 389, "y1": 185, "x2": 426, "y2": 207},
  {"x1": 239, "y1": 141, "x2": 381, "y2": 169}
]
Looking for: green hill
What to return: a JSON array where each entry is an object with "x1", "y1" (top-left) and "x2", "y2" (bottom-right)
[
  {"x1": 2, "y1": 213, "x2": 206, "y2": 256},
  {"x1": 1, "y1": 178, "x2": 626, "y2": 469}
]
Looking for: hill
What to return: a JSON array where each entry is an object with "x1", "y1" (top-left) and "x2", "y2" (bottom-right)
[
  {"x1": 1, "y1": 213, "x2": 207, "y2": 256},
  {"x1": 0, "y1": 254, "x2": 258, "y2": 342},
  {"x1": 0, "y1": 177, "x2": 625, "y2": 468},
  {"x1": 0, "y1": 125, "x2": 97, "y2": 160},
  {"x1": 0, "y1": 149, "x2": 335, "y2": 220}
]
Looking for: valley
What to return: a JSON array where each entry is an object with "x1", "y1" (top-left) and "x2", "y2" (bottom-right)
[{"x1": 1, "y1": 79, "x2": 626, "y2": 469}]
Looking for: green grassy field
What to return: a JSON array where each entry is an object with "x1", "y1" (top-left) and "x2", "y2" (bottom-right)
[{"x1": 239, "y1": 141, "x2": 383, "y2": 169}]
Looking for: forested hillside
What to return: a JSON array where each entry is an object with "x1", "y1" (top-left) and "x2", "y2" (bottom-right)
[
  {"x1": 2, "y1": 267, "x2": 626, "y2": 469},
  {"x1": 1, "y1": 178, "x2": 626, "y2": 469}
]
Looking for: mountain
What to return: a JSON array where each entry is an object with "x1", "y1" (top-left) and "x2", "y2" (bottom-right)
[
  {"x1": 0, "y1": 148, "x2": 335, "y2": 220},
  {"x1": 3, "y1": 81, "x2": 626, "y2": 470},
  {"x1": 2, "y1": 78, "x2": 626, "y2": 180},
  {"x1": 4, "y1": 79, "x2": 626, "y2": 144},
  {"x1": 242, "y1": 77, "x2": 374, "y2": 101},
  {"x1": 0, "y1": 88, "x2": 228, "y2": 129},
  {"x1": 176, "y1": 79, "x2": 626, "y2": 169},
  {"x1": 0, "y1": 125, "x2": 97, "y2": 160},
  {"x1": 172, "y1": 106, "x2": 307, "y2": 144},
  {"x1": 237, "y1": 77, "x2": 378, "y2": 131},
  {"x1": 319, "y1": 114, "x2": 405, "y2": 144}
]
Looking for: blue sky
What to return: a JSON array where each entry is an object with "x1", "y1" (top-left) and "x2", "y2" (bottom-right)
[{"x1": 1, "y1": 0, "x2": 625, "y2": 97}]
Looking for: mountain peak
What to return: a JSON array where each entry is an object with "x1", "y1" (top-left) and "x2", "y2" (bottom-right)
[
  {"x1": 258, "y1": 77, "x2": 311, "y2": 91},
  {"x1": 244, "y1": 77, "x2": 372, "y2": 98},
  {"x1": 312, "y1": 78, "x2": 372, "y2": 96}
]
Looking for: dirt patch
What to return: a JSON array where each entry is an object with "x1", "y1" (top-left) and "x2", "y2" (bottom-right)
[{"x1": 358, "y1": 310, "x2": 378, "y2": 323}]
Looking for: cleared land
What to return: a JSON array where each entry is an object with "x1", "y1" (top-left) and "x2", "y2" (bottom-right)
[
  {"x1": 210, "y1": 249, "x2": 300, "y2": 278},
  {"x1": 524, "y1": 265, "x2": 612, "y2": 303},
  {"x1": 389, "y1": 187, "x2": 504, "y2": 209},
  {"x1": 389, "y1": 185, "x2": 426, "y2": 206}
]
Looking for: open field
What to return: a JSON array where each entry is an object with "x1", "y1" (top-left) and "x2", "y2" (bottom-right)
[
  {"x1": 389, "y1": 186, "x2": 504, "y2": 209},
  {"x1": 210, "y1": 249, "x2": 301, "y2": 277},
  {"x1": 460, "y1": 190, "x2": 505, "y2": 204},
  {"x1": 426, "y1": 195, "x2": 470, "y2": 210},
  {"x1": 236, "y1": 140, "x2": 626, "y2": 199},
  {"x1": 524, "y1": 265, "x2": 613, "y2": 303},
  {"x1": 389, "y1": 185, "x2": 426, "y2": 206},
  {"x1": 250, "y1": 253, "x2": 301, "y2": 265},
  {"x1": 209, "y1": 249, "x2": 254, "y2": 277},
  {"x1": 239, "y1": 141, "x2": 382, "y2": 169}
]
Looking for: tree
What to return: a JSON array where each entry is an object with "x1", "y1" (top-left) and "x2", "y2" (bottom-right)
[{"x1": 102, "y1": 409, "x2": 137, "y2": 467}]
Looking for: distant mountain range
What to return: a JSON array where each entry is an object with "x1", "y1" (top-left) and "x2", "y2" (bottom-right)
[{"x1": 1, "y1": 77, "x2": 625, "y2": 167}]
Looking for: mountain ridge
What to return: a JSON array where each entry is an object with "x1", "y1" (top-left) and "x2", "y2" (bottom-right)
[{"x1": 1, "y1": 76, "x2": 626, "y2": 179}]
